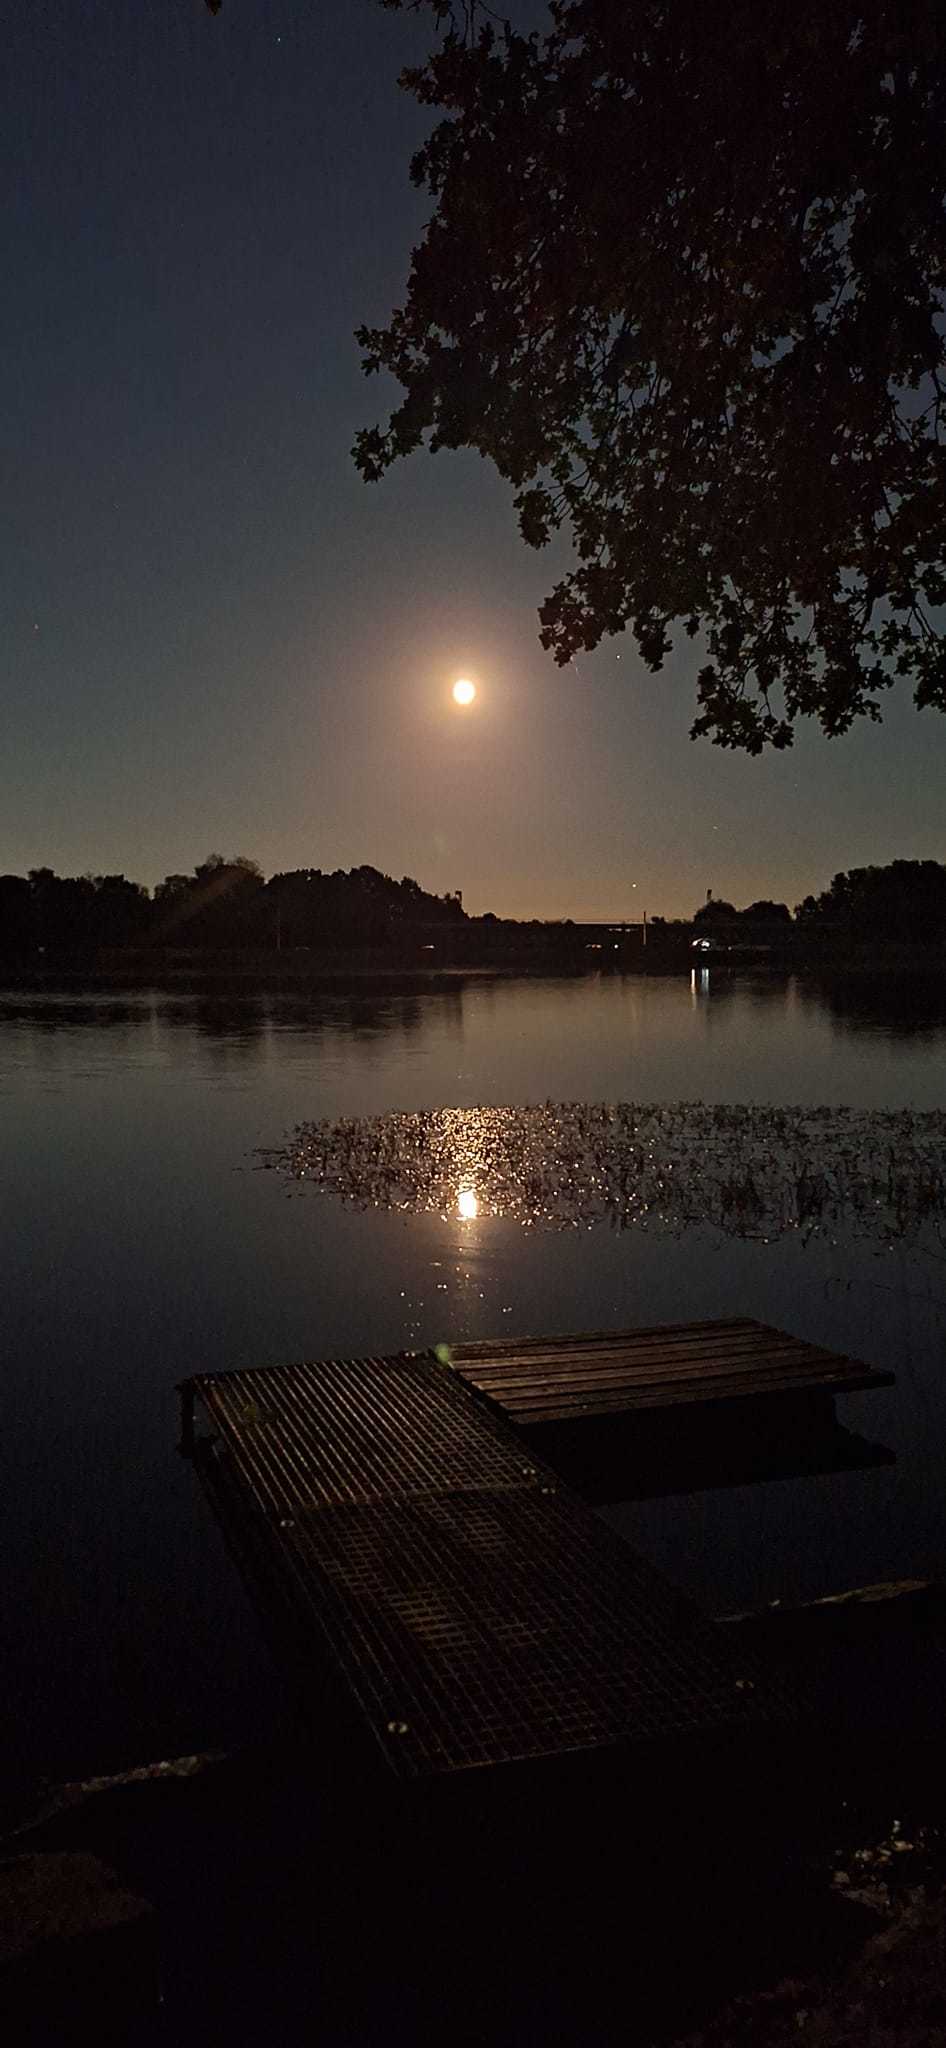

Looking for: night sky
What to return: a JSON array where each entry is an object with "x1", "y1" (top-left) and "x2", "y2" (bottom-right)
[{"x1": 5, "y1": 0, "x2": 945, "y2": 919}]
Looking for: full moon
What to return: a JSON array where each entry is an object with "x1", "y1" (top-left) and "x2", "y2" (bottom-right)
[{"x1": 452, "y1": 677, "x2": 476, "y2": 706}]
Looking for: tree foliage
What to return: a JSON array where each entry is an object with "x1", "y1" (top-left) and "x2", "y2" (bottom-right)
[
  {"x1": 796, "y1": 858, "x2": 946, "y2": 939},
  {"x1": 0, "y1": 860, "x2": 467, "y2": 957},
  {"x1": 742, "y1": 899, "x2": 792, "y2": 924},
  {"x1": 692, "y1": 897, "x2": 738, "y2": 923},
  {"x1": 357, "y1": 1, "x2": 946, "y2": 749},
  {"x1": 693, "y1": 896, "x2": 792, "y2": 923}
]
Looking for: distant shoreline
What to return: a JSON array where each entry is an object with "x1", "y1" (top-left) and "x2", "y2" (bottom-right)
[{"x1": 1, "y1": 941, "x2": 945, "y2": 992}]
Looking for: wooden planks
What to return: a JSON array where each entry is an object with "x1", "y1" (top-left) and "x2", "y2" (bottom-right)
[
  {"x1": 448, "y1": 1319, "x2": 894, "y2": 1426},
  {"x1": 182, "y1": 1344, "x2": 797, "y2": 1780}
]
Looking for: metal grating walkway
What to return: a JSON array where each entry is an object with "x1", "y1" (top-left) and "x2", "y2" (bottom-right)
[
  {"x1": 182, "y1": 1343, "x2": 797, "y2": 1780},
  {"x1": 186, "y1": 1350, "x2": 539, "y2": 1511},
  {"x1": 448, "y1": 1318, "x2": 893, "y2": 1426}
]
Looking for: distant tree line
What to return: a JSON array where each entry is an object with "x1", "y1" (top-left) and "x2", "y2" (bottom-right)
[
  {"x1": 1, "y1": 855, "x2": 944, "y2": 960},
  {"x1": 691, "y1": 897, "x2": 793, "y2": 927},
  {"x1": 0, "y1": 855, "x2": 467, "y2": 958},
  {"x1": 688, "y1": 862, "x2": 946, "y2": 944}
]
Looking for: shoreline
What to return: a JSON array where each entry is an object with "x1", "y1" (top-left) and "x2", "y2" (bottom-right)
[
  {"x1": 2, "y1": 946, "x2": 945, "y2": 992},
  {"x1": 5, "y1": 1577, "x2": 946, "y2": 2044}
]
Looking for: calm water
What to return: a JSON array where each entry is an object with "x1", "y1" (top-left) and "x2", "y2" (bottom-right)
[{"x1": 3, "y1": 969, "x2": 946, "y2": 1805}]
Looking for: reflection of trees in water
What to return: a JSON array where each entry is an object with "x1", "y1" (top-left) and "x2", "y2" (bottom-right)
[
  {"x1": 690, "y1": 971, "x2": 795, "y2": 1034},
  {"x1": 693, "y1": 969, "x2": 946, "y2": 1038},
  {"x1": 0, "y1": 997, "x2": 152, "y2": 1030},
  {"x1": 145, "y1": 977, "x2": 465, "y2": 1033},
  {"x1": 156, "y1": 996, "x2": 268, "y2": 1045},
  {"x1": 274, "y1": 979, "x2": 462, "y2": 1047},
  {"x1": 1, "y1": 974, "x2": 468, "y2": 1056},
  {"x1": 337, "y1": 995, "x2": 423, "y2": 1042},
  {"x1": 144, "y1": 976, "x2": 467, "y2": 1050},
  {"x1": 738, "y1": 973, "x2": 794, "y2": 1010},
  {"x1": 263, "y1": 1101, "x2": 946, "y2": 1248},
  {"x1": 804, "y1": 974, "x2": 946, "y2": 1041},
  {"x1": 694, "y1": 972, "x2": 788, "y2": 1009}
]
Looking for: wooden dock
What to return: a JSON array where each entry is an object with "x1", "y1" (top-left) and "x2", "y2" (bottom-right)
[
  {"x1": 177, "y1": 1326, "x2": 852, "y2": 1782},
  {"x1": 448, "y1": 1318, "x2": 893, "y2": 1426},
  {"x1": 444, "y1": 1318, "x2": 895, "y2": 1504}
]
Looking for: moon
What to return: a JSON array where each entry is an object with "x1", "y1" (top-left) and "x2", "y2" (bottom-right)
[{"x1": 452, "y1": 677, "x2": 476, "y2": 706}]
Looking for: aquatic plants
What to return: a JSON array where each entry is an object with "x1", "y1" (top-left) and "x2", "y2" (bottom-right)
[{"x1": 261, "y1": 1101, "x2": 946, "y2": 1247}]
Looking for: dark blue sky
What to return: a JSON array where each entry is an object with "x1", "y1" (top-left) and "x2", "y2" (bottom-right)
[{"x1": 4, "y1": 0, "x2": 944, "y2": 918}]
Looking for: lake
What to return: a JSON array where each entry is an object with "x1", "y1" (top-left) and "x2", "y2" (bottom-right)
[{"x1": 3, "y1": 968, "x2": 946, "y2": 1811}]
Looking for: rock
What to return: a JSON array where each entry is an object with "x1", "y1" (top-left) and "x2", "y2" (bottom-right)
[{"x1": 0, "y1": 1850, "x2": 157, "y2": 2034}]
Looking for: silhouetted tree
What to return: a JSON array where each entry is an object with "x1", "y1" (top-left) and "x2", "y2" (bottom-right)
[
  {"x1": 194, "y1": 853, "x2": 261, "y2": 880},
  {"x1": 4, "y1": 858, "x2": 469, "y2": 957},
  {"x1": 693, "y1": 898, "x2": 739, "y2": 924},
  {"x1": 795, "y1": 860, "x2": 946, "y2": 942},
  {"x1": 742, "y1": 900, "x2": 792, "y2": 923},
  {"x1": 0, "y1": 875, "x2": 31, "y2": 957},
  {"x1": 89, "y1": 875, "x2": 149, "y2": 947},
  {"x1": 28, "y1": 869, "x2": 94, "y2": 948},
  {"x1": 154, "y1": 874, "x2": 190, "y2": 903},
  {"x1": 266, "y1": 863, "x2": 468, "y2": 950},
  {"x1": 360, "y1": 1, "x2": 946, "y2": 750}
]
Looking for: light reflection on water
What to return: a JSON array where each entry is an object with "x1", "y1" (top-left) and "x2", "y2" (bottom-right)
[{"x1": 266, "y1": 1100, "x2": 946, "y2": 1248}]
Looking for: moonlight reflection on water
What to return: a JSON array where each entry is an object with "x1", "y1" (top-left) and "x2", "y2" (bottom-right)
[{"x1": 261, "y1": 1102, "x2": 946, "y2": 1246}]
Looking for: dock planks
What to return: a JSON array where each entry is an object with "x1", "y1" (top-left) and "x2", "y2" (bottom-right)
[{"x1": 448, "y1": 1318, "x2": 894, "y2": 1426}]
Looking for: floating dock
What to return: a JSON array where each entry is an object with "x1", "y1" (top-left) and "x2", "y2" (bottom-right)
[
  {"x1": 448, "y1": 1317, "x2": 893, "y2": 1425},
  {"x1": 180, "y1": 1321, "x2": 891, "y2": 1781}
]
